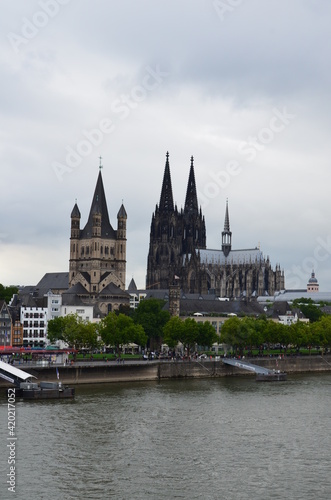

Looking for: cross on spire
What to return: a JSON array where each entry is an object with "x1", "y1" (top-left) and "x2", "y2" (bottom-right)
[{"x1": 99, "y1": 156, "x2": 103, "y2": 170}]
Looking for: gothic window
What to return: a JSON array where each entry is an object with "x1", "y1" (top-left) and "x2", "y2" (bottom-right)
[
  {"x1": 105, "y1": 247, "x2": 109, "y2": 255},
  {"x1": 100, "y1": 246, "x2": 103, "y2": 254}
]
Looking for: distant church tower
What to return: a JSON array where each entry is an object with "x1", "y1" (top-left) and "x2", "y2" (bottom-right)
[
  {"x1": 307, "y1": 270, "x2": 319, "y2": 292},
  {"x1": 69, "y1": 164, "x2": 127, "y2": 298}
]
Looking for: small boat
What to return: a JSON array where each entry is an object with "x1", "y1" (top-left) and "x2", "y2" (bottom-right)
[
  {"x1": 15, "y1": 381, "x2": 75, "y2": 400},
  {"x1": 256, "y1": 370, "x2": 287, "y2": 382},
  {"x1": 0, "y1": 360, "x2": 74, "y2": 400}
]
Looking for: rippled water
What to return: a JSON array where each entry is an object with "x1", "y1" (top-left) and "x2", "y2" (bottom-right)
[{"x1": 1, "y1": 374, "x2": 331, "y2": 500}]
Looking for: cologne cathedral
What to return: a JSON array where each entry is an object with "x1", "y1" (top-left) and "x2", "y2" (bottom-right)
[{"x1": 146, "y1": 153, "x2": 284, "y2": 297}]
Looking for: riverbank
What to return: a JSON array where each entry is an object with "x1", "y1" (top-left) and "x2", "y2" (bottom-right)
[{"x1": 1, "y1": 355, "x2": 331, "y2": 386}]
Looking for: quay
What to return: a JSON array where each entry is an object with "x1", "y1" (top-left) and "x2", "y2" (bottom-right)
[{"x1": 1, "y1": 355, "x2": 331, "y2": 386}]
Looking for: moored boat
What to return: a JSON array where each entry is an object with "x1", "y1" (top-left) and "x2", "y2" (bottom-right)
[
  {"x1": 15, "y1": 381, "x2": 75, "y2": 400},
  {"x1": 256, "y1": 371, "x2": 287, "y2": 382}
]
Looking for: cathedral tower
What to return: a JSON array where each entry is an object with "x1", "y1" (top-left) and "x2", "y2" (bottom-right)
[{"x1": 146, "y1": 153, "x2": 206, "y2": 290}]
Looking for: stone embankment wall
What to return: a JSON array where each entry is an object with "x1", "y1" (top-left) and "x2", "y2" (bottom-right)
[{"x1": 1, "y1": 356, "x2": 331, "y2": 386}]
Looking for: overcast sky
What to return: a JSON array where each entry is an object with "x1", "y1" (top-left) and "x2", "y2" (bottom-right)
[{"x1": 1, "y1": 0, "x2": 330, "y2": 292}]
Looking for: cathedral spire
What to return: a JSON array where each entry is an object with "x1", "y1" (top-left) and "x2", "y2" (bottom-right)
[
  {"x1": 224, "y1": 198, "x2": 230, "y2": 232},
  {"x1": 184, "y1": 156, "x2": 199, "y2": 215},
  {"x1": 222, "y1": 199, "x2": 232, "y2": 257},
  {"x1": 159, "y1": 151, "x2": 174, "y2": 213}
]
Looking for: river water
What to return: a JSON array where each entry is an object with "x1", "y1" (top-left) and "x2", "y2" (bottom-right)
[{"x1": 1, "y1": 373, "x2": 330, "y2": 500}]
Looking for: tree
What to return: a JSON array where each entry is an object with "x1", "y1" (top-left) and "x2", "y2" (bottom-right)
[
  {"x1": 292, "y1": 298, "x2": 323, "y2": 323},
  {"x1": 197, "y1": 321, "x2": 218, "y2": 349},
  {"x1": 181, "y1": 318, "x2": 199, "y2": 355},
  {"x1": 288, "y1": 321, "x2": 309, "y2": 350},
  {"x1": 163, "y1": 316, "x2": 184, "y2": 349},
  {"x1": 220, "y1": 317, "x2": 243, "y2": 353},
  {"x1": 47, "y1": 316, "x2": 67, "y2": 344},
  {"x1": 133, "y1": 299, "x2": 170, "y2": 350},
  {"x1": 310, "y1": 316, "x2": 331, "y2": 351},
  {"x1": 0, "y1": 284, "x2": 18, "y2": 303},
  {"x1": 98, "y1": 312, "x2": 147, "y2": 355},
  {"x1": 47, "y1": 314, "x2": 99, "y2": 350}
]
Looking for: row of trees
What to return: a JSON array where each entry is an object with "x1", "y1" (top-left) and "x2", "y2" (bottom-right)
[{"x1": 221, "y1": 315, "x2": 331, "y2": 354}]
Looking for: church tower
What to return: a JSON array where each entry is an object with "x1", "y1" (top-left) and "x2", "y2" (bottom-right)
[
  {"x1": 222, "y1": 199, "x2": 232, "y2": 257},
  {"x1": 182, "y1": 156, "x2": 206, "y2": 254},
  {"x1": 69, "y1": 165, "x2": 127, "y2": 296},
  {"x1": 146, "y1": 152, "x2": 182, "y2": 289},
  {"x1": 146, "y1": 153, "x2": 206, "y2": 291}
]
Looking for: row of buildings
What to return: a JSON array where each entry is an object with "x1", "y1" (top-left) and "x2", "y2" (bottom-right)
[{"x1": 0, "y1": 154, "x2": 324, "y2": 348}]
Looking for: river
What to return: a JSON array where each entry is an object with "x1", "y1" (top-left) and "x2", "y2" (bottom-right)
[{"x1": 1, "y1": 373, "x2": 330, "y2": 500}]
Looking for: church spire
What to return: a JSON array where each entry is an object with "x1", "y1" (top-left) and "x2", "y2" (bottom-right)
[
  {"x1": 184, "y1": 156, "x2": 199, "y2": 215},
  {"x1": 222, "y1": 199, "x2": 232, "y2": 257},
  {"x1": 159, "y1": 151, "x2": 174, "y2": 213},
  {"x1": 81, "y1": 168, "x2": 116, "y2": 238},
  {"x1": 224, "y1": 198, "x2": 230, "y2": 232}
]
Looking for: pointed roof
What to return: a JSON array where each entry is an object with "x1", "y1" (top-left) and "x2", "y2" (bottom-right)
[
  {"x1": 184, "y1": 156, "x2": 199, "y2": 215},
  {"x1": 223, "y1": 199, "x2": 230, "y2": 232},
  {"x1": 117, "y1": 203, "x2": 127, "y2": 219},
  {"x1": 159, "y1": 152, "x2": 174, "y2": 213},
  {"x1": 128, "y1": 277, "x2": 138, "y2": 292},
  {"x1": 81, "y1": 170, "x2": 116, "y2": 238},
  {"x1": 71, "y1": 202, "x2": 81, "y2": 218}
]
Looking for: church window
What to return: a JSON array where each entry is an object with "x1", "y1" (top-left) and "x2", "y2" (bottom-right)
[
  {"x1": 81, "y1": 247, "x2": 84, "y2": 255},
  {"x1": 105, "y1": 247, "x2": 109, "y2": 255},
  {"x1": 86, "y1": 246, "x2": 89, "y2": 255},
  {"x1": 100, "y1": 246, "x2": 103, "y2": 254}
]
